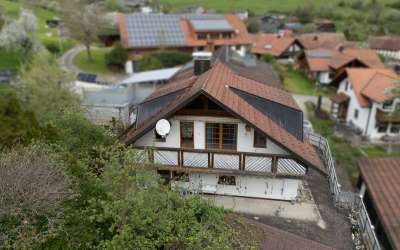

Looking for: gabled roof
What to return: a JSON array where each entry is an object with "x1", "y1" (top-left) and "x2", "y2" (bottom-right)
[
  {"x1": 369, "y1": 36, "x2": 400, "y2": 51},
  {"x1": 120, "y1": 60, "x2": 325, "y2": 173},
  {"x1": 296, "y1": 32, "x2": 348, "y2": 50},
  {"x1": 118, "y1": 13, "x2": 251, "y2": 49},
  {"x1": 358, "y1": 157, "x2": 400, "y2": 249},
  {"x1": 345, "y1": 68, "x2": 399, "y2": 107},
  {"x1": 249, "y1": 33, "x2": 299, "y2": 57},
  {"x1": 304, "y1": 48, "x2": 383, "y2": 72}
]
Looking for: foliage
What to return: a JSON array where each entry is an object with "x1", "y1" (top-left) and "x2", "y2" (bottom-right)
[
  {"x1": 138, "y1": 51, "x2": 191, "y2": 71},
  {"x1": 0, "y1": 88, "x2": 41, "y2": 149},
  {"x1": 299, "y1": 23, "x2": 317, "y2": 33},
  {"x1": 61, "y1": 0, "x2": 103, "y2": 61},
  {"x1": 51, "y1": 146, "x2": 251, "y2": 249},
  {"x1": 0, "y1": 144, "x2": 68, "y2": 249},
  {"x1": 0, "y1": 9, "x2": 42, "y2": 64},
  {"x1": 293, "y1": 1, "x2": 315, "y2": 23},
  {"x1": 283, "y1": 70, "x2": 334, "y2": 97},
  {"x1": 262, "y1": 53, "x2": 275, "y2": 63},
  {"x1": 15, "y1": 53, "x2": 80, "y2": 122},
  {"x1": 104, "y1": 42, "x2": 128, "y2": 71},
  {"x1": 246, "y1": 17, "x2": 260, "y2": 33}
]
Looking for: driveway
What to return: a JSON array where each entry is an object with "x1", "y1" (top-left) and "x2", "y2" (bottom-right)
[
  {"x1": 292, "y1": 94, "x2": 331, "y2": 119},
  {"x1": 59, "y1": 45, "x2": 85, "y2": 74}
]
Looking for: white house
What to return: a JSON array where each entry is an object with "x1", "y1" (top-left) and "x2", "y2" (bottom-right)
[
  {"x1": 120, "y1": 53, "x2": 325, "y2": 201},
  {"x1": 369, "y1": 36, "x2": 400, "y2": 61},
  {"x1": 331, "y1": 68, "x2": 400, "y2": 140}
]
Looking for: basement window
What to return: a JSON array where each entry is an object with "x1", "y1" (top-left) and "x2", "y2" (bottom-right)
[{"x1": 218, "y1": 175, "x2": 236, "y2": 185}]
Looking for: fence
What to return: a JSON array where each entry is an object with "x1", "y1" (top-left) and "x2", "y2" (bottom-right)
[{"x1": 306, "y1": 132, "x2": 381, "y2": 250}]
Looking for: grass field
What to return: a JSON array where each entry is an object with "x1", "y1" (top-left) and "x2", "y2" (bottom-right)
[
  {"x1": 0, "y1": 0, "x2": 74, "y2": 70},
  {"x1": 283, "y1": 70, "x2": 334, "y2": 97},
  {"x1": 159, "y1": 0, "x2": 397, "y2": 13},
  {"x1": 74, "y1": 48, "x2": 111, "y2": 74}
]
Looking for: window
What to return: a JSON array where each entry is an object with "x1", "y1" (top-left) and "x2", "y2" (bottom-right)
[
  {"x1": 390, "y1": 123, "x2": 400, "y2": 133},
  {"x1": 197, "y1": 33, "x2": 207, "y2": 39},
  {"x1": 222, "y1": 32, "x2": 231, "y2": 39},
  {"x1": 345, "y1": 81, "x2": 349, "y2": 91},
  {"x1": 154, "y1": 130, "x2": 166, "y2": 142},
  {"x1": 254, "y1": 130, "x2": 267, "y2": 148},
  {"x1": 354, "y1": 109, "x2": 359, "y2": 119},
  {"x1": 218, "y1": 175, "x2": 236, "y2": 185},
  {"x1": 382, "y1": 100, "x2": 393, "y2": 110},
  {"x1": 210, "y1": 33, "x2": 219, "y2": 39},
  {"x1": 206, "y1": 123, "x2": 237, "y2": 150},
  {"x1": 377, "y1": 122, "x2": 389, "y2": 133},
  {"x1": 180, "y1": 121, "x2": 194, "y2": 148}
]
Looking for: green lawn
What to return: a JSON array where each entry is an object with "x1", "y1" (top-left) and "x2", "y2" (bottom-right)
[
  {"x1": 74, "y1": 48, "x2": 111, "y2": 74},
  {"x1": 283, "y1": 70, "x2": 334, "y2": 97},
  {"x1": 305, "y1": 101, "x2": 400, "y2": 184},
  {"x1": 159, "y1": 0, "x2": 397, "y2": 14}
]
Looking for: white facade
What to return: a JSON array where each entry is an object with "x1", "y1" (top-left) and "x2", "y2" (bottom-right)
[
  {"x1": 336, "y1": 78, "x2": 400, "y2": 139},
  {"x1": 173, "y1": 173, "x2": 302, "y2": 200},
  {"x1": 316, "y1": 71, "x2": 332, "y2": 85},
  {"x1": 134, "y1": 115, "x2": 289, "y2": 155},
  {"x1": 133, "y1": 115, "x2": 308, "y2": 201}
]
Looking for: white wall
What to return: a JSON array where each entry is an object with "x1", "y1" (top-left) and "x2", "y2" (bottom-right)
[
  {"x1": 134, "y1": 115, "x2": 289, "y2": 155},
  {"x1": 337, "y1": 78, "x2": 370, "y2": 134},
  {"x1": 318, "y1": 72, "x2": 332, "y2": 85},
  {"x1": 173, "y1": 172, "x2": 302, "y2": 200}
]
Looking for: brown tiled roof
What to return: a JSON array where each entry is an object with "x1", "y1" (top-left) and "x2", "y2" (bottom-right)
[
  {"x1": 249, "y1": 33, "x2": 298, "y2": 57},
  {"x1": 296, "y1": 32, "x2": 348, "y2": 50},
  {"x1": 121, "y1": 61, "x2": 325, "y2": 173},
  {"x1": 358, "y1": 157, "x2": 400, "y2": 249},
  {"x1": 304, "y1": 48, "x2": 383, "y2": 72},
  {"x1": 331, "y1": 92, "x2": 349, "y2": 104},
  {"x1": 346, "y1": 68, "x2": 398, "y2": 107},
  {"x1": 369, "y1": 36, "x2": 400, "y2": 51}
]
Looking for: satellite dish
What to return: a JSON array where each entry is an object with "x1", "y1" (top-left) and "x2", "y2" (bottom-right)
[{"x1": 155, "y1": 119, "x2": 171, "y2": 137}]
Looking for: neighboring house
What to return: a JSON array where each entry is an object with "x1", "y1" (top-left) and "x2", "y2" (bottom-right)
[
  {"x1": 368, "y1": 36, "x2": 400, "y2": 61},
  {"x1": 300, "y1": 48, "x2": 384, "y2": 85},
  {"x1": 331, "y1": 68, "x2": 400, "y2": 139},
  {"x1": 249, "y1": 31, "x2": 303, "y2": 63},
  {"x1": 317, "y1": 19, "x2": 336, "y2": 33},
  {"x1": 75, "y1": 67, "x2": 181, "y2": 127},
  {"x1": 296, "y1": 32, "x2": 349, "y2": 50},
  {"x1": 120, "y1": 49, "x2": 325, "y2": 201},
  {"x1": 358, "y1": 157, "x2": 400, "y2": 250},
  {"x1": 118, "y1": 13, "x2": 252, "y2": 73}
]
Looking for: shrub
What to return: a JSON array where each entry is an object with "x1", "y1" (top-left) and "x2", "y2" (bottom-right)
[
  {"x1": 44, "y1": 41, "x2": 61, "y2": 54},
  {"x1": 262, "y1": 53, "x2": 275, "y2": 63},
  {"x1": 138, "y1": 55, "x2": 163, "y2": 71},
  {"x1": 138, "y1": 51, "x2": 191, "y2": 71},
  {"x1": 104, "y1": 42, "x2": 128, "y2": 71}
]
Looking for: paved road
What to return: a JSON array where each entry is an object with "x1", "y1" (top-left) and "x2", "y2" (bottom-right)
[
  {"x1": 292, "y1": 94, "x2": 331, "y2": 119},
  {"x1": 59, "y1": 45, "x2": 85, "y2": 74}
]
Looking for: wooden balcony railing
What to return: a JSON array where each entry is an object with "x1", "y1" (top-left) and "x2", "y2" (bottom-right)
[{"x1": 133, "y1": 147, "x2": 307, "y2": 176}]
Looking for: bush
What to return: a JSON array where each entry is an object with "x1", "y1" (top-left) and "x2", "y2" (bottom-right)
[
  {"x1": 138, "y1": 51, "x2": 191, "y2": 71},
  {"x1": 262, "y1": 53, "x2": 275, "y2": 63},
  {"x1": 246, "y1": 17, "x2": 260, "y2": 33},
  {"x1": 104, "y1": 42, "x2": 128, "y2": 71},
  {"x1": 44, "y1": 41, "x2": 61, "y2": 54}
]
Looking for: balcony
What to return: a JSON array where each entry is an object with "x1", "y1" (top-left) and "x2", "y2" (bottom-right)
[{"x1": 132, "y1": 147, "x2": 307, "y2": 177}]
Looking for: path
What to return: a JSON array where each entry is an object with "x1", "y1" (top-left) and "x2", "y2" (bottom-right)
[
  {"x1": 59, "y1": 45, "x2": 85, "y2": 74},
  {"x1": 292, "y1": 94, "x2": 331, "y2": 119}
]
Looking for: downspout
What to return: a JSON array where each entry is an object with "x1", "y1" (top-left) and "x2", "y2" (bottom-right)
[{"x1": 364, "y1": 104, "x2": 372, "y2": 137}]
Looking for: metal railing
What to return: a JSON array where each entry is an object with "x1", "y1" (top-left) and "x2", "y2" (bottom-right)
[{"x1": 306, "y1": 132, "x2": 381, "y2": 250}]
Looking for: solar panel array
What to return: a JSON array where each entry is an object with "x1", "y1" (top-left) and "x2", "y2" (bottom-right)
[
  {"x1": 77, "y1": 72, "x2": 97, "y2": 83},
  {"x1": 124, "y1": 13, "x2": 225, "y2": 48},
  {"x1": 189, "y1": 19, "x2": 233, "y2": 32},
  {"x1": 305, "y1": 50, "x2": 332, "y2": 58}
]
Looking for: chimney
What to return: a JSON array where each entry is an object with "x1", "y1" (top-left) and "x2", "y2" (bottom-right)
[
  {"x1": 338, "y1": 45, "x2": 344, "y2": 53},
  {"x1": 192, "y1": 51, "x2": 212, "y2": 76}
]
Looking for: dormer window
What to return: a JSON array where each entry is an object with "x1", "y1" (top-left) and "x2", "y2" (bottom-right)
[{"x1": 264, "y1": 44, "x2": 273, "y2": 49}]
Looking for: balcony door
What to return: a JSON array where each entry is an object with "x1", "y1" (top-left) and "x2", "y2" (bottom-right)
[
  {"x1": 205, "y1": 123, "x2": 237, "y2": 151},
  {"x1": 180, "y1": 121, "x2": 194, "y2": 148}
]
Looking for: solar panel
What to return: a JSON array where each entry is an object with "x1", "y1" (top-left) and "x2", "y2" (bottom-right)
[
  {"x1": 189, "y1": 19, "x2": 233, "y2": 32},
  {"x1": 77, "y1": 72, "x2": 97, "y2": 83},
  {"x1": 124, "y1": 13, "x2": 226, "y2": 48}
]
